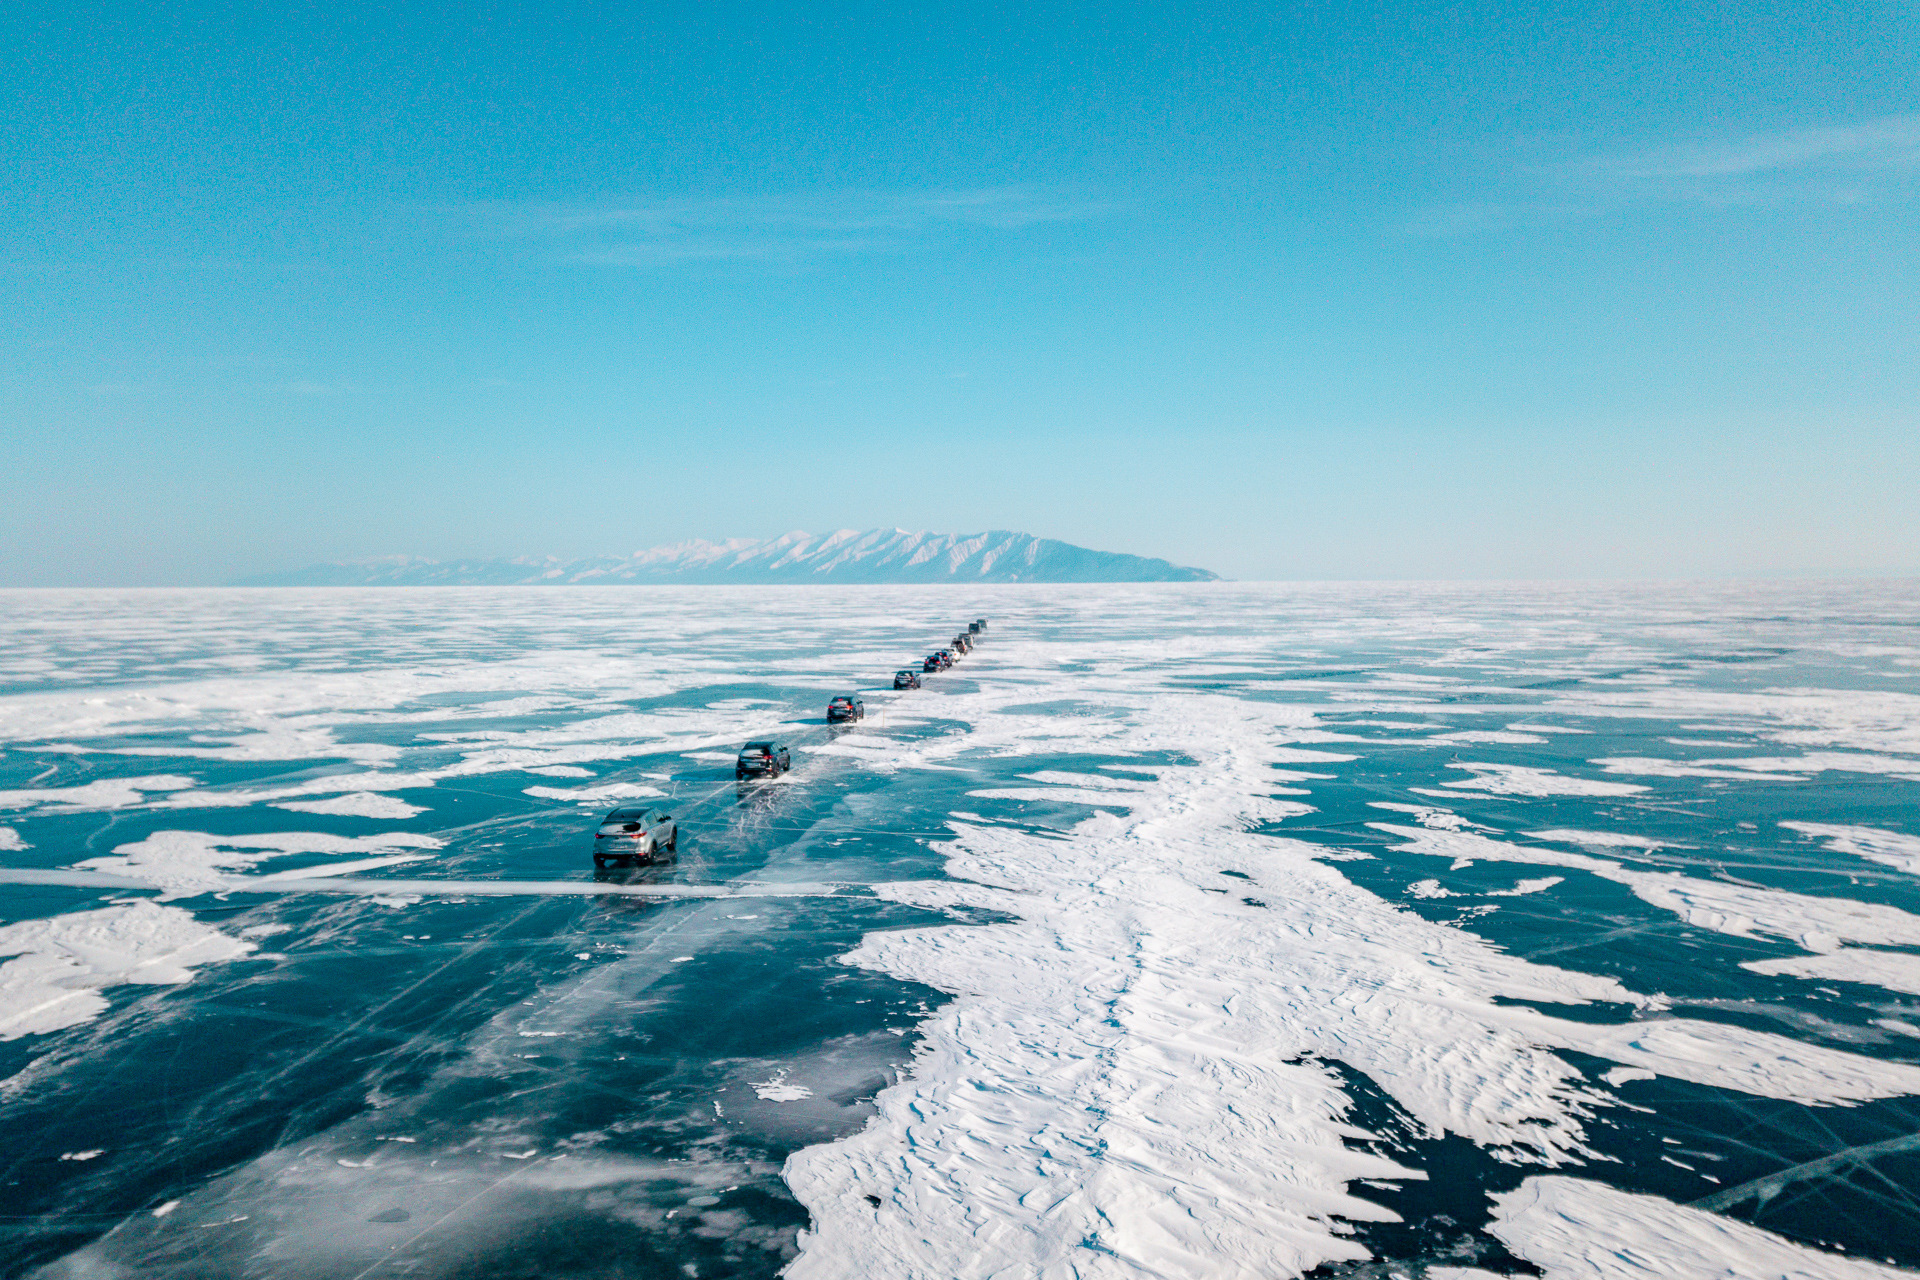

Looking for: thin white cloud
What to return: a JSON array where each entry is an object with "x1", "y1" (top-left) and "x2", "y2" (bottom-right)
[
  {"x1": 1410, "y1": 113, "x2": 1920, "y2": 234},
  {"x1": 469, "y1": 187, "x2": 1115, "y2": 264},
  {"x1": 1588, "y1": 114, "x2": 1920, "y2": 181}
]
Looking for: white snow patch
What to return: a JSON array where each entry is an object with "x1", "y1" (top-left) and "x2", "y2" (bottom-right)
[
  {"x1": 1491, "y1": 877, "x2": 1564, "y2": 897},
  {"x1": 76, "y1": 830, "x2": 442, "y2": 899},
  {"x1": 1589, "y1": 756, "x2": 1798, "y2": 780},
  {"x1": 525, "y1": 765, "x2": 596, "y2": 777},
  {"x1": 273, "y1": 792, "x2": 428, "y2": 819},
  {"x1": 1781, "y1": 821, "x2": 1920, "y2": 877},
  {"x1": 0, "y1": 901, "x2": 254, "y2": 1039},
  {"x1": 1601, "y1": 1067, "x2": 1655, "y2": 1086},
  {"x1": 830, "y1": 734, "x2": 893, "y2": 748},
  {"x1": 1407, "y1": 879, "x2": 1456, "y2": 898},
  {"x1": 1490, "y1": 1176, "x2": 1911, "y2": 1279},
  {"x1": 752, "y1": 1070, "x2": 814, "y2": 1102},
  {"x1": 1744, "y1": 948, "x2": 1920, "y2": 996},
  {"x1": 1369, "y1": 802, "x2": 1493, "y2": 832},
  {"x1": 523, "y1": 783, "x2": 665, "y2": 803},
  {"x1": 1597, "y1": 753, "x2": 1920, "y2": 783},
  {"x1": 0, "y1": 826, "x2": 25, "y2": 851},
  {"x1": 0, "y1": 775, "x2": 198, "y2": 812},
  {"x1": 1527, "y1": 829, "x2": 1667, "y2": 849},
  {"x1": 1439, "y1": 763, "x2": 1648, "y2": 797},
  {"x1": 110, "y1": 725, "x2": 399, "y2": 765}
]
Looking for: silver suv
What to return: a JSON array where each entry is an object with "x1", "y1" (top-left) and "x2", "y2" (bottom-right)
[{"x1": 594, "y1": 806, "x2": 678, "y2": 867}]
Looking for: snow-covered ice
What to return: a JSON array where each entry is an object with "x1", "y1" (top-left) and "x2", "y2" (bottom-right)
[
  {"x1": 272, "y1": 791, "x2": 429, "y2": 819},
  {"x1": 0, "y1": 901, "x2": 253, "y2": 1039},
  {"x1": 2, "y1": 581, "x2": 1918, "y2": 1279},
  {"x1": 1490, "y1": 1176, "x2": 1914, "y2": 1278}
]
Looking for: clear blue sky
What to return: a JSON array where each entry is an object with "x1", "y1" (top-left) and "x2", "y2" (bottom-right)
[{"x1": 4, "y1": 0, "x2": 1916, "y2": 584}]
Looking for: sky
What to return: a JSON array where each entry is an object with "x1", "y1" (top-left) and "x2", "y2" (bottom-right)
[{"x1": 2, "y1": 0, "x2": 1916, "y2": 585}]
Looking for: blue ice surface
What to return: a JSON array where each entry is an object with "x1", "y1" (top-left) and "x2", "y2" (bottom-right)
[{"x1": 0, "y1": 582, "x2": 1917, "y2": 1278}]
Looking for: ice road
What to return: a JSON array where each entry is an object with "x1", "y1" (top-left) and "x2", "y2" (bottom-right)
[{"x1": 2, "y1": 582, "x2": 1919, "y2": 1278}]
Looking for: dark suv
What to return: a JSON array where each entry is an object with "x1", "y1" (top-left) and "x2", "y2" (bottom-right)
[
  {"x1": 922, "y1": 653, "x2": 947, "y2": 673},
  {"x1": 893, "y1": 669, "x2": 921, "y2": 690},
  {"x1": 827, "y1": 695, "x2": 865, "y2": 723},
  {"x1": 736, "y1": 741, "x2": 792, "y2": 779},
  {"x1": 951, "y1": 634, "x2": 972, "y2": 654},
  {"x1": 593, "y1": 807, "x2": 678, "y2": 867}
]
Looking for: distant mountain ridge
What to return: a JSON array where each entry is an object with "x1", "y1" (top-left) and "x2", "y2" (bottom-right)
[{"x1": 237, "y1": 529, "x2": 1220, "y2": 586}]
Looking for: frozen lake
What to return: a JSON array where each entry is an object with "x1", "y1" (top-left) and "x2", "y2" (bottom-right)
[{"x1": 2, "y1": 583, "x2": 1919, "y2": 1278}]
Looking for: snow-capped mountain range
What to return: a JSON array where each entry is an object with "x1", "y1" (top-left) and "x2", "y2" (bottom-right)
[{"x1": 237, "y1": 529, "x2": 1220, "y2": 586}]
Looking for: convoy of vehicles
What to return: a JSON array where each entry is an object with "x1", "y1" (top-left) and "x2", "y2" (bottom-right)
[
  {"x1": 593, "y1": 807, "x2": 679, "y2": 867},
  {"x1": 596, "y1": 617, "x2": 989, "y2": 861}
]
